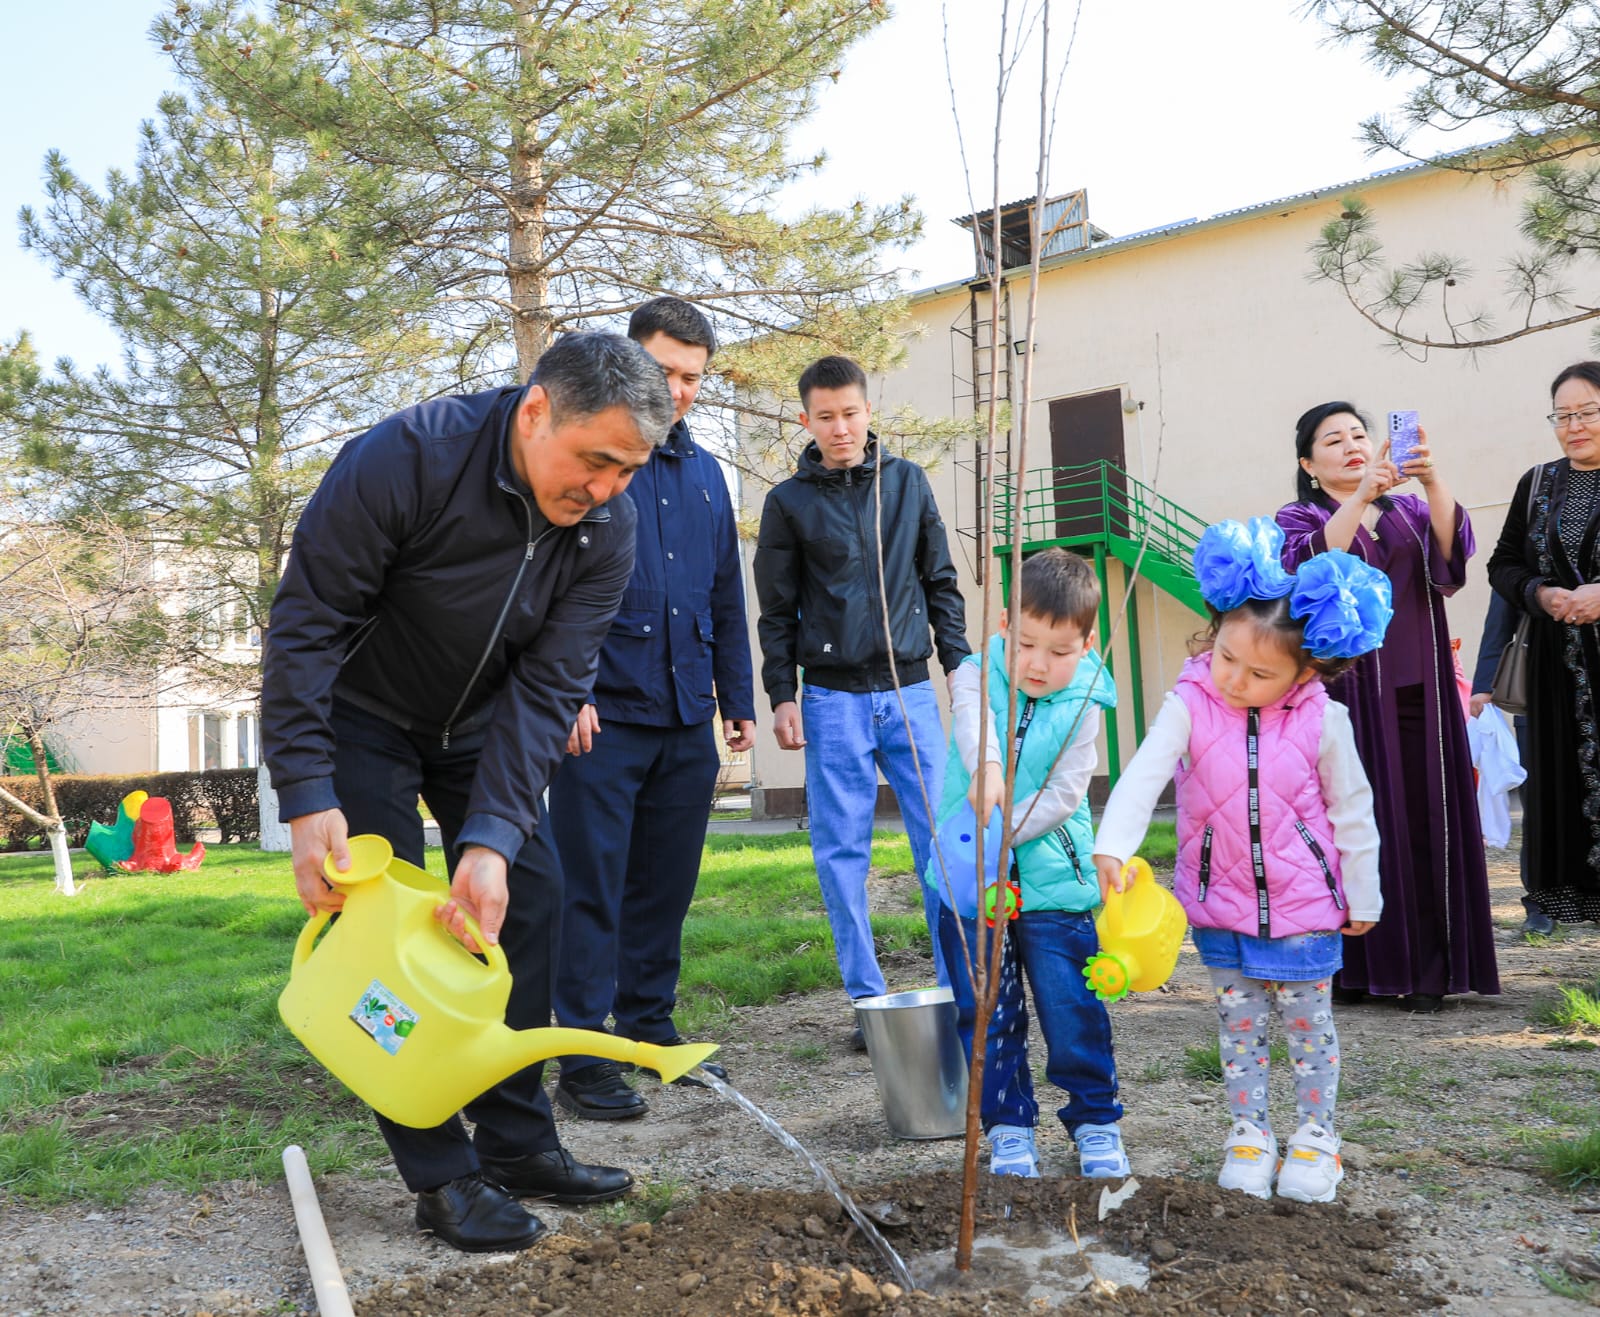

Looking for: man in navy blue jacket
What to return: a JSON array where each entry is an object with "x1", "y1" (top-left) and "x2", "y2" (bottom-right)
[
  {"x1": 550, "y1": 299, "x2": 756, "y2": 1120},
  {"x1": 261, "y1": 333, "x2": 674, "y2": 1253}
]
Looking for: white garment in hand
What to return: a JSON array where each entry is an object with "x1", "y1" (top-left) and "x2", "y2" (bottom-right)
[{"x1": 1466, "y1": 705, "x2": 1526, "y2": 849}]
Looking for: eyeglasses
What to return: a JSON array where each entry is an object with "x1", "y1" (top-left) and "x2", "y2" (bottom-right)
[{"x1": 1548, "y1": 404, "x2": 1600, "y2": 429}]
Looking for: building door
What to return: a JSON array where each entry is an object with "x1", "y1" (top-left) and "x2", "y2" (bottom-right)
[{"x1": 1048, "y1": 389, "x2": 1126, "y2": 541}]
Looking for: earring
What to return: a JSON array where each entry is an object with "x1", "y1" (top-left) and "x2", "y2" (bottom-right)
[{"x1": 1309, "y1": 475, "x2": 1320, "y2": 490}]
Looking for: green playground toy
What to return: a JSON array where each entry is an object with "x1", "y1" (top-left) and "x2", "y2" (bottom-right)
[{"x1": 85, "y1": 790, "x2": 148, "y2": 870}]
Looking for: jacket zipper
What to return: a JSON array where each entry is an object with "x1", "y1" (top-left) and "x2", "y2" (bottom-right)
[
  {"x1": 1196, "y1": 825, "x2": 1214, "y2": 901},
  {"x1": 847, "y1": 466, "x2": 887, "y2": 662},
  {"x1": 439, "y1": 495, "x2": 555, "y2": 750},
  {"x1": 1293, "y1": 819, "x2": 1345, "y2": 910},
  {"x1": 1246, "y1": 708, "x2": 1270, "y2": 938}
]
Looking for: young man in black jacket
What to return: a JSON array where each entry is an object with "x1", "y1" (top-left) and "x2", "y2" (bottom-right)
[
  {"x1": 262, "y1": 332, "x2": 673, "y2": 1253},
  {"x1": 754, "y1": 355, "x2": 970, "y2": 1022}
]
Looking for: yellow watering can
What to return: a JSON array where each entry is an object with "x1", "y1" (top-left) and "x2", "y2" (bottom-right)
[
  {"x1": 278, "y1": 835, "x2": 718, "y2": 1128},
  {"x1": 1081, "y1": 857, "x2": 1187, "y2": 1003}
]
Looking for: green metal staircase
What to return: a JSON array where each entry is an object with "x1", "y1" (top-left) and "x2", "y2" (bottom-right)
[{"x1": 990, "y1": 461, "x2": 1210, "y2": 780}]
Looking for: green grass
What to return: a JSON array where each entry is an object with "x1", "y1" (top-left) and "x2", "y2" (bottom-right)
[
  {"x1": 0, "y1": 845, "x2": 390, "y2": 1203},
  {"x1": 1181, "y1": 1038, "x2": 1289, "y2": 1082},
  {"x1": 1138, "y1": 821, "x2": 1178, "y2": 866},
  {"x1": 1537, "y1": 1127, "x2": 1600, "y2": 1190},
  {"x1": 0, "y1": 829, "x2": 930, "y2": 1203},
  {"x1": 1531, "y1": 979, "x2": 1600, "y2": 1032}
]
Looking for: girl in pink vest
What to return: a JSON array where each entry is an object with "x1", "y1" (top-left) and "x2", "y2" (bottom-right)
[{"x1": 1094, "y1": 518, "x2": 1392, "y2": 1204}]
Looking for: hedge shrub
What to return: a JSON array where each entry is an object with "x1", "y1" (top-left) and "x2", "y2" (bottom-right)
[{"x1": 0, "y1": 769, "x2": 259, "y2": 853}]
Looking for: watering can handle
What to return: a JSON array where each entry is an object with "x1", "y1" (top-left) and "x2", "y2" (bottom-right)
[
  {"x1": 287, "y1": 899, "x2": 508, "y2": 977},
  {"x1": 1100, "y1": 856, "x2": 1151, "y2": 940},
  {"x1": 291, "y1": 909, "x2": 330, "y2": 969},
  {"x1": 440, "y1": 904, "x2": 510, "y2": 976}
]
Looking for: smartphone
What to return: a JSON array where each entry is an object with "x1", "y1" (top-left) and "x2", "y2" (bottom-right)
[{"x1": 1387, "y1": 410, "x2": 1421, "y2": 469}]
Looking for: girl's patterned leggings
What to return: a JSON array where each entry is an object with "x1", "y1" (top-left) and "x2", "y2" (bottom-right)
[{"x1": 1209, "y1": 969, "x2": 1339, "y2": 1131}]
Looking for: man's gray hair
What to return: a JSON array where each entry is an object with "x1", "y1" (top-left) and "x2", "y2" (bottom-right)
[{"x1": 531, "y1": 331, "x2": 675, "y2": 446}]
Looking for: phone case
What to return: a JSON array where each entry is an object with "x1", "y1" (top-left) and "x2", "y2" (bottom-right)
[{"x1": 1387, "y1": 410, "x2": 1420, "y2": 468}]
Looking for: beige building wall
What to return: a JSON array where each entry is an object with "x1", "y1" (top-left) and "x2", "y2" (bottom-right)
[{"x1": 744, "y1": 159, "x2": 1599, "y2": 814}]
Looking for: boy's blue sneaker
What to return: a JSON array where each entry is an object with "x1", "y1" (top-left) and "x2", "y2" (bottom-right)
[
  {"x1": 987, "y1": 1124, "x2": 1040, "y2": 1178},
  {"x1": 1074, "y1": 1123, "x2": 1131, "y2": 1179}
]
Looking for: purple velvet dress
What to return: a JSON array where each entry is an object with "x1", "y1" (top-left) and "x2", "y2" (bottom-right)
[{"x1": 1276, "y1": 495, "x2": 1500, "y2": 999}]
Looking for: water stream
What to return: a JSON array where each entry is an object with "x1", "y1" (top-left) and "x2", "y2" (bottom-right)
[{"x1": 695, "y1": 1070, "x2": 918, "y2": 1293}]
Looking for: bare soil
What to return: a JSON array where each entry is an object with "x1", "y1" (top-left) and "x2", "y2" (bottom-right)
[{"x1": 5, "y1": 834, "x2": 1600, "y2": 1315}]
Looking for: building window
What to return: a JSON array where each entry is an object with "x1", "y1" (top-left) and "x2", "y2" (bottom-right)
[
  {"x1": 203, "y1": 713, "x2": 224, "y2": 771},
  {"x1": 236, "y1": 715, "x2": 256, "y2": 769}
]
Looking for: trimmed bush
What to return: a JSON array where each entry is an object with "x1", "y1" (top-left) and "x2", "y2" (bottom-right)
[{"x1": 0, "y1": 769, "x2": 258, "y2": 853}]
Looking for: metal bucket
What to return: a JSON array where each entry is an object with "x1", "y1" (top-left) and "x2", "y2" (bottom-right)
[{"x1": 854, "y1": 987, "x2": 968, "y2": 1140}]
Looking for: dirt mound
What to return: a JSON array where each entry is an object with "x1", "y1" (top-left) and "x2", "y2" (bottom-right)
[{"x1": 352, "y1": 1171, "x2": 1440, "y2": 1316}]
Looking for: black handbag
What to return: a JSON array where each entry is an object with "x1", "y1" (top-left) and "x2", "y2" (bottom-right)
[{"x1": 1490, "y1": 465, "x2": 1545, "y2": 717}]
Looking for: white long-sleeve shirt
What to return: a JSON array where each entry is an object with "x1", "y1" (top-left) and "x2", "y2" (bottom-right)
[
  {"x1": 950, "y1": 661, "x2": 1100, "y2": 845},
  {"x1": 1093, "y1": 691, "x2": 1382, "y2": 922}
]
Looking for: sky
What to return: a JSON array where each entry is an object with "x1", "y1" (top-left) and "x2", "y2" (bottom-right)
[{"x1": 0, "y1": 2, "x2": 1437, "y2": 370}]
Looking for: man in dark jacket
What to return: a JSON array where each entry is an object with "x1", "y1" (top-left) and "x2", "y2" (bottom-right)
[
  {"x1": 261, "y1": 332, "x2": 673, "y2": 1253},
  {"x1": 549, "y1": 299, "x2": 755, "y2": 1120},
  {"x1": 754, "y1": 355, "x2": 970, "y2": 1020}
]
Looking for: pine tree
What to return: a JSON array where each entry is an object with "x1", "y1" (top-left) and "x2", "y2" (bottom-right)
[
  {"x1": 1, "y1": 51, "x2": 459, "y2": 633},
  {"x1": 1309, "y1": 0, "x2": 1600, "y2": 352},
  {"x1": 168, "y1": 0, "x2": 940, "y2": 465}
]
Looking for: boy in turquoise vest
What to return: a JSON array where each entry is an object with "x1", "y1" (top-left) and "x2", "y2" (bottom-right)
[{"x1": 925, "y1": 548, "x2": 1127, "y2": 1179}]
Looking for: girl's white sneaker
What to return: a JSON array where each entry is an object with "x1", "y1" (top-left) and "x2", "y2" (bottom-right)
[
  {"x1": 1217, "y1": 1118, "x2": 1278, "y2": 1199},
  {"x1": 1275, "y1": 1121, "x2": 1344, "y2": 1203}
]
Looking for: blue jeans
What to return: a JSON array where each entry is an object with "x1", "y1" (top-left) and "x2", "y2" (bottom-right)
[
  {"x1": 938, "y1": 906, "x2": 1123, "y2": 1135},
  {"x1": 802, "y1": 681, "x2": 949, "y2": 999}
]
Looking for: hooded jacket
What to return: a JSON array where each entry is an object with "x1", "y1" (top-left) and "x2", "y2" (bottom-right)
[
  {"x1": 753, "y1": 437, "x2": 969, "y2": 703},
  {"x1": 1173, "y1": 653, "x2": 1347, "y2": 938},
  {"x1": 928, "y1": 633, "x2": 1117, "y2": 914}
]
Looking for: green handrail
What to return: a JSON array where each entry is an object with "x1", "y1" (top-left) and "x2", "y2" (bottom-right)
[{"x1": 991, "y1": 461, "x2": 1208, "y2": 616}]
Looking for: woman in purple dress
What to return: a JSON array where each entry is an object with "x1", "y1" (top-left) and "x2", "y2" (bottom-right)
[{"x1": 1276, "y1": 402, "x2": 1499, "y2": 1012}]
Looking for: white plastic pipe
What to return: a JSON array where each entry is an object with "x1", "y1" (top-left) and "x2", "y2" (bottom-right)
[{"x1": 282, "y1": 1144, "x2": 356, "y2": 1317}]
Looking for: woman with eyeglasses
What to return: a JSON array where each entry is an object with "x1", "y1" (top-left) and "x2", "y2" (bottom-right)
[
  {"x1": 1275, "y1": 402, "x2": 1499, "y2": 1014},
  {"x1": 1487, "y1": 361, "x2": 1600, "y2": 929}
]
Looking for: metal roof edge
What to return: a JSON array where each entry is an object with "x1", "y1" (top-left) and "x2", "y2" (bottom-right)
[{"x1": 907, "y1": 150, "x2": 1468, "y2": 304}]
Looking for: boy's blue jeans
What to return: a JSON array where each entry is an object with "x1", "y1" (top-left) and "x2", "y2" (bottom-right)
[
  {"x1": 802, "y1": 681, "x2": 950, "y2": 999},
  {"x1": 938, "y1": 905, "x2": 1123, "y2": 1135}
]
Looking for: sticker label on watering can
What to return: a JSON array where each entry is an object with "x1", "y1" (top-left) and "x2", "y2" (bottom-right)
[{"x1": 350, "y1": 979, "x2": 419, "y2": 1055}]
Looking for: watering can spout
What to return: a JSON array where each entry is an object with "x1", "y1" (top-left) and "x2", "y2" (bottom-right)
[
  {"x1": 278, "y1": 834, "x2": 721, "y2": 1127},
  {"x1": 499, "y1": 1029, "x2": 720, "y2": 1085}
]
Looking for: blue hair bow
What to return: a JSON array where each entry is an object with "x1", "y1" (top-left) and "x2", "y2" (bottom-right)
[
  {"x1": 1289, "y1": 550, "x2": 1393, "y2": 659},
  {"x1": 1192, "y1": 518, "x2": 1393, "y2": 660},
  {"x1": 1192, "y1": 518, "x2": 1294, "y2": 612}
]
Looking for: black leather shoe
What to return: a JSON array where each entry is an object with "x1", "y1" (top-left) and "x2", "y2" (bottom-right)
[
  {"x1": 1331, "y1": 986, "x2": 1367, "y2": 1006},
  {"x1": 480, "y1": 1148, "x2": 633, "y2": 1205},
  {"x1": 1522, "y1": 907, "x2": 1557, "y2": 936},
  {"x1": 555, "y1": 1061, "x2": 648, "y2": 1120},
  {"x1": 1397, "y1": 993, "x2": 1445, "y2": 1014},
  {"x1": 415, "y1": 1172, "x2": 546, "y2": 1253},
  {"x1": 850, "y1": 1025, "x2": 868, "y2": 1052}
]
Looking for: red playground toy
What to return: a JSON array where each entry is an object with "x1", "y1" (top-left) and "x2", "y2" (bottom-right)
[{"x1": 119, "y1": 796, "x2": 205, "y2": 873}]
